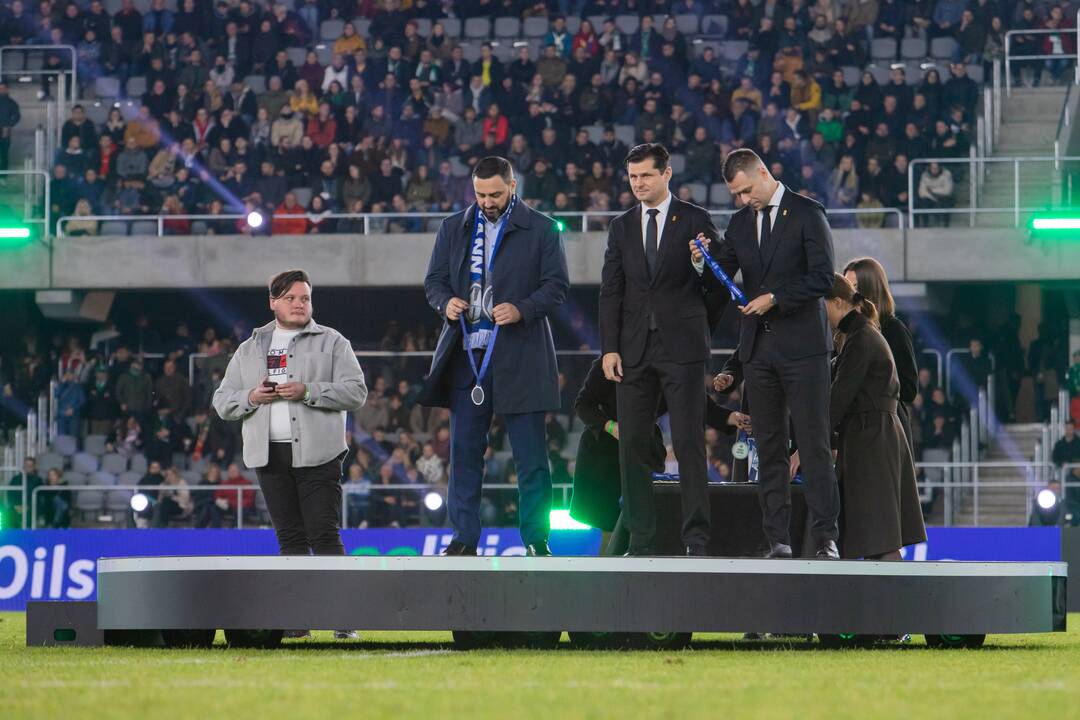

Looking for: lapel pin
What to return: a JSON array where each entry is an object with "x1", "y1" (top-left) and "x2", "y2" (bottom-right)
[
  {"x1": 782, "y1": 209, "x2": 788, "y2": 216},
  {"x1": 671, "y1": 215, "x2": 677, "y2": 222}
]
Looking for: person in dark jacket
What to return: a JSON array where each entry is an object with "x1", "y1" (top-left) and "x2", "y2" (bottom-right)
[
  {"x1": 843, "y1": 257, "x2": 918, "y2": 450},
  {"x1": 570, "y1": 356, "x2": 751, "y2": 555},
  {"x1": 0, "y1": 82, "x2": 20, "y2": 173},
  {"x1": 419, "y1": 156, "x2": 569, "y2": 557},
  {"x1": 821, "y1": 273, "x2": 926, "y2": 559}
]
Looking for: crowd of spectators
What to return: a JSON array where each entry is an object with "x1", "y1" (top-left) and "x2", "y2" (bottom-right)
[{"x1": 2, "y1": 0, "x2": 1074, "y2": 233}]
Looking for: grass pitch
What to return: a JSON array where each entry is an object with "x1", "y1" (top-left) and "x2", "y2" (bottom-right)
[{"x1": 2, "y1": 612, "x2": 1078, "y2": 720}]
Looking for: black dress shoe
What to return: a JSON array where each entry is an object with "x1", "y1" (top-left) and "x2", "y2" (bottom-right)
[
  {"x1": 763, "y1": 541, "x2": 793, "y2": 559},
  {"x1": 441, "y1": 540, "x2": 478, "y2": 556},
  {"x1": 815, "y1": 540, "x2": 839, "y2": 560},
  {"x1": 686, "y1": 544, "x2": 709, "y2": 557},
  {"x1": 526, "y1": 541, "x2": 553, "y2": 557}
]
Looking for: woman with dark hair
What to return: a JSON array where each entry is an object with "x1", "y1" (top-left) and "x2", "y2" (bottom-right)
[
  {"x1": 823, "y1": 273, "x2": 926, "y2": 559},
  {"x1": 843, "y1": 257, "x2": 918, "y2": 451},
  {"x1": 854, "y1": 70, "x2": 883, "y2": 109},
  {"x1": 917, "y1": 68, "x2": 943, "y2": 118}
]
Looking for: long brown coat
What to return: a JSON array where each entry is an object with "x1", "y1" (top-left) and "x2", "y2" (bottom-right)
[{"x1": 830, "y1": 311, "x2": 927, "y2": 558}]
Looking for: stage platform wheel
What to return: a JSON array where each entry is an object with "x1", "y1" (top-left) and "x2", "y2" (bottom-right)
[
  {"x1": 628, "y1": 632, "x2": 693, "y2": 650},
  {"x1": 160, "y1": 629, "x2": 216, "y2": 649},
  {"x1": 452, "y1": 631, "x2": 562, "y2": 650},
  {"x1": 224, "y1": 629, "x2": 284, "y2": 649},
  {"x1": 451, "y1": 630, "x2": 498, "y2": 649},
  {"x1": 924, "y1": 633, "x2": 986, "y2": 649},
  {"x1": 567, "y1": 631, "x2": 631, "y2": 650},
  {"x1": 816, "y1": 633, "x2": 876, "y2": 649}
]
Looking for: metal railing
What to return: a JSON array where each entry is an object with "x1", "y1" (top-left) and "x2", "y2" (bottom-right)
[
  {"x1": 907, "y1": 155, "x2": 1080, "y2": 227},
  {"x1": 54, "y1": 207, "x2": 905, "y2": 239},
  {"x1": 917, "y1": 461, "x2": 1057, "y2": 527},
  {"x1": 1004, "y1": 12, "x2": 1080, "y2": 96},
  {"x1": 0, "y1": 45, "x2": 77, "y2": 152},
  {"x1": 921, "y1": 349, "x2": 943, "y2": 389},
  {"x1": 0, "y1": 169, "x2": 50, "y2": 242}
]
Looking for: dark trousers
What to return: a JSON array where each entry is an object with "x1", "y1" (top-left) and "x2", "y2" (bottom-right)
[
  {"x1": 0, "y1": 133, "x2": 9, "y2": 172},
  {"x1": 448, "y1": 347, "x2": 552, "y2": 547},
  {"x1": 744, "y1": 331, "x2": 839, "y2": 546},
  {"x1": 616, "y1": 330, "x2": 710, "y2": 552},
  {"x1": 255, "y1": 442, "x2": 345, "y2": 555}
]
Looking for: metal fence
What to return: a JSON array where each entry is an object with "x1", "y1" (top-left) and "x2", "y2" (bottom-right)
[{"x1": 1003, "y1": 12, "x2": 1080, "y2": 96}]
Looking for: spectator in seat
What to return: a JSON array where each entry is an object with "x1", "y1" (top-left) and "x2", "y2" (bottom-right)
[
  {"x1": 271, "y1": 106, "x2": 304, "y2": 149},
  {"x1": 1053, "y1": 419, "x2": 1080, "y2": 505},
  {"x1": 153, "y1": 466, "x2": 191, "y2": 527},
  {"x1": 116, "y1": 357, "x2": 154, "y2": 419},
  {"x1": 214, "y1": 462, "x2": 256, "y2": 522},
  {"x1": 307, "y1": 103, "x2": 337, "y2": 148},
  {"x1": 66, "y1": 199, "x2": 99, "y2": 236},
  {"x1": 193, "y1": 463, "x2": 225, "y2": 528},
  {"x1": 271, "y1": 191, "x2": 308, "y2": 235},
  {"x1": 290, "y1": 79, "x2": 319, "y2": 117},
  {"x1": 916, "y1": 161, "x2": 954, "y2": 227},
  {"x1": 55, "y1": 371, "x2": 86, "y2": 436},
  {"x1": 39, "y1": 469, "x2": 71, "y2": 529},
  {"x1": 943, "y1": 62, "x2": 979, "y2": 119},
  {"x1": 5, "y1": 458, "x2": 42, "y2": 529}
]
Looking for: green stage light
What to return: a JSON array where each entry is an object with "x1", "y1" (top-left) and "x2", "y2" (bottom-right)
[
  {"x1": 549, "y1": 509, "x2": 591, "y2": 530},
  {"x1": 1031, "y1": 217, "x2": 1080, "y2": 231},
  {"x1": 0, "y1": 227, "x2": 30, "y2": 239},
  {"x1": 555, "y1": 220, "x2": 566, "y2": 232}
]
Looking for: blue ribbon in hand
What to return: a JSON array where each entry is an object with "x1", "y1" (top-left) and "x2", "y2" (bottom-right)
[{"x1": 695, "y1": 238, "x2": 747, "y2": 306}]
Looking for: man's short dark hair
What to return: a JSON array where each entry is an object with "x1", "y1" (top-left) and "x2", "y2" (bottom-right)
[
  {"x1": 624, "y1": 143, "x2": 669, "y2": 171},
  {"x1": 472, "y1": 156, "x2": 514, "y2": 182},
  {"x1": 269, "y1": 269, "x2": 311, "y2": 299},
  {"x1": 722, "y1": 148, "x2": 764, "y2": 183}
]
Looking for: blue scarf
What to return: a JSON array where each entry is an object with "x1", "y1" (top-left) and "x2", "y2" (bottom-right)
[{"x1": 463, "y1": 195, "x2": 515, "y2": 351}]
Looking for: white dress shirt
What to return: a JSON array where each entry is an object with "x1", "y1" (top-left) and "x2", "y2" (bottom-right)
[
  {"x1": 754, "y1": 182, "x2": 786, "y2": 246},
  {"x1": 639, "y1": 191, "x2": 673, "y2": 252}
]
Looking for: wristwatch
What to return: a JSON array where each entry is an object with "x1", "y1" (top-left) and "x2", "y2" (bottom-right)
[{"x1": 769, "y1": 293, "x2": 777, "y2": 307}]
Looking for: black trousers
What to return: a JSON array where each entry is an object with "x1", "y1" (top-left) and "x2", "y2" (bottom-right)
[
  {"x1": 616, "y1": 330, "x2": 710, "y2": 552},
  {"x1": 744, "y1": 331, "x2": 840, "y2": 546},
  {"x1": 256, "y1": 442, "x2": 346, "y2": 555}
]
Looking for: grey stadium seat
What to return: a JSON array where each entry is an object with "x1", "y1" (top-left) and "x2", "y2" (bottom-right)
[
  {"x1": 320, "y1": 19, "x2": 344, "y2": 41},
  {"x1": 674, "y1": 14, "x2": 699, "y2": 34},
  {"x1": 51, "y1": 435, "x2": 78, "y2": 456},
  {"x1": 842, "y1": 65, "x2": 861, "y2": 86},
  {"x1": 36, "y1": 452, "x2": 64, "y2": 473},
  {"x1": 702, "y1": 14, "x2": 727, "y2": 36},
  {"x1": 440, "y1": 18, "x2": 461, "y2": 37},
  {"x1": 130, "y1": 220, "x2": 158, "y2": 235},
  {"x1": 684, "y1": 183, "x2": 708, "y2": 205},
  {"x1": 523, "y1": 17, "x2": 547, "y2": 37},
  {"x1": 901, "y1": 38, "x2": 927, "y2": 60},
  {"x1": 75, "y1": 489, "x2": 105, "y2": 517},
  {"x1": 614, "y1": 125, "x2": 635, "y2": 148},
  {"x1": 668, "y1": 153, "x2": 686, "y2": 176},
  {"x1": 871, "y1": 38, "x2": 897, "y2": 61},
  {"x1": 966, "y1": 64, "x2": 984, "y2": 83},
  {"x1": 286, "y1": 47, "x2": 306, "y2": 67},
  {"x1": 105, "y1": 488, "x2": 133, "y2": 514},
  {"x1": 583, "y1": 124, "x2": 604, "y2": 143},
  {"x1": 72, "y1": 452, "x2": 99, "y2": 474},
  {"x1": 415, "y1": 18, "x2": 432, "y2": 36},
  {"x1": 126, "y1": 76, "x2": 147, "y2": 98},
  {"x1": 129, "y1": 454, "x2": 148, "y2": 475},
  {"x1": 118, "y1": 471, "x2": 142, "y2": 488},
  {"x1": 182, "y1": 470, "x2": 202, "y2": 485},
  {"x1": 83, "y1": 434, "x2": 108, "y2": 455},
  {"x1": 99, "y1": 220, "x2": 130, "y2": 236},
  {"x1": 867, "y1": 65, "x2": 890, "y2": 85},
  {"x1": 710, "y1": 183, "x2": 732, "y2": 206},
  {"x1": 615, "y1": 15, "x2": 639, "y2": 34},
  {"x1": 722, "y1": 41, "x2": 748, "y2": 62},
  {"x1": 494, "y1": 17, "x2": 520, "y2": 38},
  {"x1": 931, "y1": 37, "x2": 959, "y2": 59},
  {"x1": 90, "y1": 470, "x2": 118, "y2": 487},
  {"x1": 353, "y1": 18, "x2": 372, "y2": 36},
  {"x1": 244, "y1": 75, "x2": 266, "y2": 94},
  {"x1": 100, "y1": 452, "x2": 127, "y2": 475},
  {"x1": 465, "y1": 17, "x2": 491, "y2": 38},
  {"x1": 93, "y1": 77, "x2": 121, "y2": 99},
  {"x1": 462, "y1": 44, "x2": 482, "y2": 63},
  {"x1": 64, "y1": 472, "x2": 87, "y2": 486},
  {"x1": 290, "y1": 187, "x2": 313, "y2": 208}
]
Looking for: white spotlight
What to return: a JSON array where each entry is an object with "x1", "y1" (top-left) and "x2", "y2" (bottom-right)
[
  {"x1": 247, "y1": 210, "x2": 265, "y2": 228},
  {"x1": 1037, "y1": 489, "x2": 1058, "y2": 510},
  {"x1": 130, "y1": 492, "x2": 150, "y2": 512},
  {"x1": 424, "y1": 492, "x2": 444, "y2": 512}
]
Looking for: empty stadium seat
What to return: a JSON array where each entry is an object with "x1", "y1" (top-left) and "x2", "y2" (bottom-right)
[
  {"x1": 93, "y1": 76, "x2": 121, "y2": 99},
  {"x1": 931, "y1": 37, "x2": 959, "y2": 59},
  {"x1": 415, "y1": 18, "x2": 432, "y2": 36},
  {"x1": 669, "y1": 153, "x2": 687, "y2": 176},
  {"x1": 967, "y1": 64, "x2": 984, "y2": 83},
  {"x1": 36, "y1": 452, "x2": 64, "y2": 473},
  {"x1": 674, "y1": 14, "x2": 699, "y2": 34},
  {"x1": 99, "y1": 221, "x2": 130, "y2": 236},
  {"x1": 315, "y1": 46, "x2": 333, "y2": 66},
  {"x1": 901, "y1": 38, "x2": 928, "y2": 60},
  {"x1": 613, "y1": 125, "x2": 635, "y2": 148},
  {"x1": 51, "y1": 435, "x2": 78, "y2": 457},
  {"x1": 871, "y1": 38, "x2": 897, "y2": 61},
  {"x1": 353, "y1": 18, "x2": 372, "y2": 36},
  {"x1": 440, "y1": 18, "x2": 461, "y2": 37},
  {"x1": 286, "y1": 47, "x2": 306, "y2": 67},
  {"x1": 129, "y1": 455, "x2": 148, "y2": 475},
  {"x1": 118, "y1": 471, "x2": 142, "y2": 488},
  {"x1": 702, "y1": 14, "x2": 727, "y2": 35},
  {"x1": 684, "y1": 183, "x2": 708, "y2": 205},
  {"x1": 583, "y1": 124, "x2": 605, "y2": 143},
  {"x1": 90, "y1": 470, "x2": 118, "y2": 487},
  {"x1": 842, "y1": 65, "x2": 861, "y2": 86},
  {"x1": 565, "y1": 17, "x2": 581, "y2": 34},
  {"x1": 615, "y1": 15, "x2": 639, "y2": 34},
  {"x1": 867, "y1": 65, "x2": 890, "y2": 84},
  {"x1": 523, "y1": 17, "x2": 547, "y2": 37},
  {"x1": 462, "y1": 44, "x2": 482, "y2": 63},
  {"x1": 126, "y1": 76, "x2": 147, "y2": 98},
  {"x1": 74, "y1": 489, "x2": 105, "y2": 518},
  {"x1": 130, "y1": 220, "x2": 159, "y2": 236},
  {"x1": 64, "y1": 472, "x2": 87, "y2": 486},
  {"x1": 182, "y1": 470, "x2": 202, "y2": 485},
  {"x1": 710, "y1": 183, "x2": 732, "y2": 206},
  {"x1": 465, "y1": 17, "x2": 491, "y2": 38},
  {"x1": 72, "y1": 452, "x2": 99, "y2": 474},
  {"x1": 320, "y1": 19, "x2": 344, "y2": 41},
  {"x1": 722, "y1": 41, "x2": 748, "y2": 62},
  {"x1": 83, "y1": 435, "x2": 108, "y2": 455},
  {"x1": 244, "y1": 75, "x2": 266, "y2": 94},
  {"x1": 105, "y1": 488, "x2": 133, "y2": 515},
  {"x1": 494, "y1": 17, "x2": 520, "y2": 38},
  {"x1": 85, "y1": 103, "x2": 110, "y2": 125},
  {"x1": 290, "y1": 187, "x2": 313, "y2": 207},
  {"x1": 100, "y1": 453, "x2": 127, "y2": 475}
]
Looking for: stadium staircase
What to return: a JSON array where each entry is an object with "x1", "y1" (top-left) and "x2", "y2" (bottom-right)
[
  {"x1": 975, "y1": 86, "x2": 1071, "y2": 227},
  {"x1": 952, "y1": 423, "x2": 1044, "y2": 526}
]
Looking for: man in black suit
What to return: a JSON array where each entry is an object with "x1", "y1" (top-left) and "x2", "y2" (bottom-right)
[
  {"x1": 598, "y1": 143, "x2": 723, "y2": 557},
  {"x1": 694, "y1": 148, "x2": 840, "y2": 559}
]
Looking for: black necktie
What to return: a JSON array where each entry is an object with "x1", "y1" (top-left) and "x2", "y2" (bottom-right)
[
  {"x1": 645, "y1": 208, "x2": 659, "y2": 277},
  {"x1": 759, "y1": 204, "x2": 772, "y2": 251}
]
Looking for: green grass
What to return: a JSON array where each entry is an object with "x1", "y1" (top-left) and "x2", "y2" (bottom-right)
[{"x1": 2, "y1": 612, "x2": 1079, "y2": 719}]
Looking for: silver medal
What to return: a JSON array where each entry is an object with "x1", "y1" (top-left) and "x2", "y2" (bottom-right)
[{"x1": 470, "y1": 385, "x2": 485, "y2": 406}]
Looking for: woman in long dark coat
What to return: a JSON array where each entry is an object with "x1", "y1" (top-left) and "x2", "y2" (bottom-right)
[
  {"x1": 843, "y1": 257, "x2": 918, "y2": 452},
  {"x1": 570, "y1": 357, "x2": 750, "y2": 554},
  {"x1": 826, "y1": 274, "x2": 926, "y2": 560}
]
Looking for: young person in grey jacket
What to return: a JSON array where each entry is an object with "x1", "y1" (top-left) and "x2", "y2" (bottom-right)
[{"x1": 213, "y1": 269, "x2": 367, "y2": 557}]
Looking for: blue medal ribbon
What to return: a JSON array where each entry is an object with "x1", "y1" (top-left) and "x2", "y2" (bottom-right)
[{"x1": 694, "y1": 238, "x2": 747, "y2": 306}]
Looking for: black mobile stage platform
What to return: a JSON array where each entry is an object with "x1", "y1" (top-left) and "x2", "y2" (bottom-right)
[{"x1": 27, "y1": 555, "x2": 1067, "y2": 650}]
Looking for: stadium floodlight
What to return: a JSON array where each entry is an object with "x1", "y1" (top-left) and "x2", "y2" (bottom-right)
[
  {"x1": 1036, "y1": 489, "x2": 1058, "y2": 511},
  {"x1": 423, "y1": 491, "x2": 444, "y2": 512},
  {"x1": 130, "y1": 493, "x2": 150, "y2": 513},
  {"x1": 1031, "y1": 217, "x2": 1080, "y2": 231},
  {"x1": 548, "y1": 509, "x2": 590, "y2": 530},
  {"x1": 247, "y1": 210, "x2": 265, "y2": 229}
]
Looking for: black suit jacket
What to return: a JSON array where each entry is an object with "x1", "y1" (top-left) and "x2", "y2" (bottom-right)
[
  {"x1": 714, "y1": 187, "x2": 835, "y2": 363},
  {"x1": 418, "y1": 199, "x2": 570, "y2": 414},
  {"x1": 599, "y1": 197, "x2": 723, "y2": 367}
]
